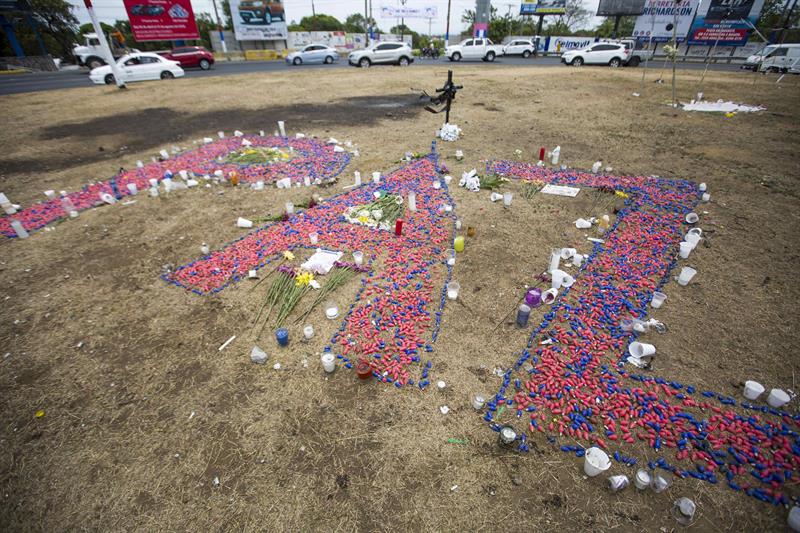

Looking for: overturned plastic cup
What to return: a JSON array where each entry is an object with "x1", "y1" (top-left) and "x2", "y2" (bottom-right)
[
  {"x1": 651, "y1": 291, "x2": 667, "y2": 308},
  {"x1": 629, "y1": 342, "x2": 656, "y2": 359},
  {"x1": 744, "y1": 380, "x2": 765, "y2": 401},
  {"x1": 541, "y1": 288, "x2": 558, "y2": 305},
  {"x1": 651, "y1": 471, "x2": 672, "y2": 493},
  {"x1": 768, "y1": 388, "x2": 790, "y2": 408},
  {"x1": 677, "y1": 267, "x2": 697, "y2": 286},
  {"x1": 584, "y1": 447, "x2": 611, "y2": 477}
]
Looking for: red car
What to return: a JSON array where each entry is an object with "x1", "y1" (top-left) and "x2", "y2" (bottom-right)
[{"x1": 159, "y1": 46, "x2": 215, "y2": 70}]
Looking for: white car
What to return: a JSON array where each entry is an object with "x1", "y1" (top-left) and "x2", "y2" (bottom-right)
[
  {"x1": 89, "y1": 52, "x2": 185, "y2": 85},
  {"x1": 503, "y1": 39, "x2": 535, "y2": 58},
  {"x1": 348, "y1": 42, "x2": 414, "y2": 68},
  {"x1": 286, "y1": 44, "x2": 339, "y2": 66},
  {"x1": 445, "y1": 38, "x2": 504, "y2": 62},
  {"x1": 561, "y1": 43, "x2": 630, "y2": 67}
]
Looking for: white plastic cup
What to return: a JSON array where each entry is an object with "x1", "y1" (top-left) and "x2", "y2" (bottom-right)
[
  {"x1": 126, "y1": 183, "x2": 138, "y2": 195},
  {"x1": 490, "y1": 192, "x2": 503, "y2": 202},
  {"x1": 677, "y1": 267, "x2": 697, "y2": 286},
  {"x1": 433, "y1": 179, "x2": 441, "y2": 190},
  {"x1": 651, "y1": 291, "x2": 667, "y2": 308},
  {"x1": 560, "y1": 248, "x2": 577, "y2": 260},
  {"x1": 285, "y1": 202, "x2": 294, "y2": 215},
  {"x1": 584, "y1": 447, "x2": 611, "y2": 477},
  {"x1": 354, "y1": 171, "x2": 362, "y2": 186},
  {"x1": 408, "y1": 192, "x2": 417, "y2": 211},
  {"x1": 444, "y1": 175, "x2": 452, "y2": 185},
  {"x1": 248, "y1": 269, "x2": 258, "y2": 279},
  {"x1": 321, "y1": 353, "x2": 336, "y2": 373},
  {"x1": 634, "y1": 469, "x2": 651, "y2": 490},
  {"x1": 503, "y1": 192, "x2": 513, "y2": 207},
  {"x1": 687, "y1": 228, "x2": 702, "y2": 238},
  {"x1": 303, "y1": 325, "x2": 315, "y2": 340},
  {"x1": 743, "y1": 380, "x2": 765, "y2": 401},
  {"x1": 309, "y1": 232, "x2": 319, "y2": 245},
  {"x1": 447, "y1": 281, "x2": 460, "y2": 300},
  {"x1": 325, "y1": 302, "x2": 339, "y2": 319},
  {"x1": 572, "y1": 254, "x2": 584, "y2": 267},
  {"x1": 551, "y1": 269, "x2": 574, "y2": 289},
  {"x1": 278, "y1": 121, "x2": 286, "y2": 137},
  {"x1": 699, "y1": 182, "x2": 707, "y2": 192},
  {"x1": 629, "y1": 342, "x2": 656, "y2": 358},
  {"x1": 685, "y1": 212, "x2": 699, "y2": 224},
  {"x1": 679, "y1": 242, "x2": 693, "y2": 259},
  {"x1": 651, "y1": 472, "x2": 672, "y2": 493},
  {"x1": 446, "y1": 249, "x2": 456, "y2": 266},
  {"x1": 702, "y1": 193, "x2": 710, "y2": 202},
  {"x1": 789, "y1": 506, "x2": 800, "y2": 532},
  {"x1": 10, "y1": 220, "x2": 28, "y2": 239},
  {"x1": 44, "y1": 190, "x2": 56, "y2": 199},
  {"x1": 575, "y1": 218, "x2": 592, "y2": 229},
  {"x1": 608, "y1": 475, "x2": 629, "y2": 492},
  {"x1": 455, "y1": 149, "x2": 464, "y2": 160},
  {"x1": 304, "y1": 176, "x2": 311, "y2": 187},
  {"x1": 372, "y1": 171, "x2": 381, "y2": 184},
  {"x1": 548, "y1": 249, "x2": 561, "y2": 273},
  {"x1": 217, "y1": 130, "x2": 225, "y2": 138},
  {"x1": 685, "y1": 233, "x2": 701, "y2": 246},
  {"x1": 472, "y1": 395, "x2": 486, "y2": 410},
  {"x1": 353, "y1": 251, "x2": 364, "y2": 265},
  {"x1": 768, "y1": 388, "x2": 790, "y2": 408},
  {"x1": 541, "y1": 288, "x2": 558, "y2": 305},
  {"x1": 237, "y1": 217, "x2": 253, "y2": 228}
]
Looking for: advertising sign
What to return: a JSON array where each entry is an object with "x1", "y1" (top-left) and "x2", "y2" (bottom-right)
[
  {"x1": 547, "y1": 36, "x2": 596, "y2": 53},
  {"x1": 632, "y1": 0, "x2": 698, "y2": 42},
  {"x1": 122, "y1": 0, "x2": 199, "y2": 41},
  {"x1": 230, "y1": 0, "x2": 288, "y2": 41},
  {"x1": 379, "y1": 6, "x2": 438, "y2": 18},
  {"x1": 520, "y1": 0, "x2": 567, "y2": 15},
  {"x1": 687, "y1": 0, "x2": 765, "y2": 46},
  {"x1": 596, "y1": 0, "x2": 646, "y2": 16}
]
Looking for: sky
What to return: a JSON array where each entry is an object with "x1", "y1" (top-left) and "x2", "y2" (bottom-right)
[{"x1": 68, "y1": 0, "x2": 606, "y2": 36}]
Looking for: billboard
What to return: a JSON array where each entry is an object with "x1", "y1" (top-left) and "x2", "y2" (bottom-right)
[
  {"x1": 547, "y1": 36, "x2": 596, "y2": 53},
  {"x1": 520, "y1": 0, "x2": 567, "y2": 15},
  {"x1": 596, "y1": 0, "x2": 646, "y2": 16},
  {"x1": 632, "y1": 0, "x2": 698, "y2": 42},
  {"x1": 687, "y1": 0, "x2": 765, "y2": 46},
  {"x1": 230, "y1": 0, "x2": 288, "y2": 41},
  {"x1": 0, "y1": 0, "x2": 31, "y2": 11},
  {"x1": 379, "y1": 6, "x2": 438, "y2": 18},
  {"x1": 122, "y1": 0, "x2": 199, "y2": 41}
]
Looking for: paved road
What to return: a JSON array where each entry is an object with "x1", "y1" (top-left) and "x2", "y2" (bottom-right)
[{"x1": 0, "y1": 56, "x2": 746, "y2": 96}]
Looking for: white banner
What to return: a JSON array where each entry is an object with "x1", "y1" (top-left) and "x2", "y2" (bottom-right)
[
  {"x1": 633, "y1": 0, "x2": 698, "y2": 43},
  {"x1": 230, "y1": 0, "x2": 289, "y2": 41},
  {"x1": 379, "y1": 6, "x2": 438, "y2": 18},
  {"x1": 547, "y1": 36, "x2": 596, "y2": 53}
]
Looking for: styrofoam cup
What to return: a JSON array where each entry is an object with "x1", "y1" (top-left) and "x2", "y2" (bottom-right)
[
  {"x1": 743, "y1": 380, "x2": 765, "y2": 400},
  {"x1": 629, "y1": 342, "x2": 656, "y2": 358},
  {"x1": 237, "y1": 217, "x2": 253, "y2": 228},
  {"x1": 651, "y1": 291, "x2": 667, "y2": 308},
  {"x1": 687, "y1": 228, "x2": 702, "y2": 238},
  {"x1": 685, "y1": 233, "x2": 701, "y2": 246},
  {"x1": 699, "y1": 182, "x2": 707, "y2": 192},
  {"x1": 584, "y1": 447, "x2": 611, "y2": 477},
  {"x1": 309, "y1": 232, "x2": 319, "y2": 245},
  {"x1": 572, "y1": 254, "x2": 584, "y2": 267},
  {"x1": 679, "y1": 241, "x2": 693, "y2": 259},
  {"x1": 677, "y1": 267, "x2": 697, "y2": 286},
  {"x1": 353, "y1": 251, "x2": 363, "y2": 265},
  {"x1": 685, "y1": 212, "x2": 699, "y2": 224},
  {"x1": 767, "y1": 388, "x2": 790, "y2": 408},
  {"x1": 702, "y1": 193, "x2": 711, "y2": 202}
]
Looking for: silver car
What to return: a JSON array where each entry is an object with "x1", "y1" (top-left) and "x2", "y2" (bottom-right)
[
  {"x1": 348, "y1": 42, "x2": 414, "y2": 68},
  {"x1": 286, "y1": 44, "x2": 339, "y2": 66}
]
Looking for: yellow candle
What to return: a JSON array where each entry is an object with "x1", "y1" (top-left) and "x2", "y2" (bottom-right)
[{"x1": 454, "y1": 236, "x2": 465, "y2": 252}]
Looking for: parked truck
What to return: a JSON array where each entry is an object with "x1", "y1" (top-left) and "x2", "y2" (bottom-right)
[
  {"x1": 445, "y1": 38, "x2": 504, "y2": 62},
  {"x1": 73, "y1": 33, "x2": 137, "y2": 70}
]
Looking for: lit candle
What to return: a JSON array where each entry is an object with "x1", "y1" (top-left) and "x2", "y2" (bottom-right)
[
  {"x1": 395, "y1": 219, "x2": 403, "y2": 236},
  {"x1": 539, "y1": 147, "x2": 546, "y2": 162}
]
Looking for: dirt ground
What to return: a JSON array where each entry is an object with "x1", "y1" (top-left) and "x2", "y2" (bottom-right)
[{"x1": 1, "y1": 65, "x2": 799, "y2": 532}]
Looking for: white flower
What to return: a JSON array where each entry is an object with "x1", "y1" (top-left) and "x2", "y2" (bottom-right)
[{"x1": 371, "y1": 209, "x2": 383, "y2": 220}]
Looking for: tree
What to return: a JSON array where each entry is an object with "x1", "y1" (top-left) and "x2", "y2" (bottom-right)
[
  {"x1": 390, "y1": 24, "x2": 421, "y2": 47},
  {"x1": 558, "y1": 0, "x2": 592, "y2": 32},
  {"x1": 30, "y1": 0, "x2": 79, "y2": 58},
  {"x1": 756, "y1": 0, "x2": 800, "y2": 41},
  {"x1": 594, "y1": 16, "x2": 635, "y2": 38},
  {"x1": 221, "y1": 0, "x2": 233, "y2": 31},
  {"x1": 288, "y1": 14, "x2": 343, "y2": 32}
]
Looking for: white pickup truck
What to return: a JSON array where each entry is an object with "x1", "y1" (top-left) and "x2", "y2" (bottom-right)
[{"x1": 445, "y1": 38, "x2": 504, "y2": 62}]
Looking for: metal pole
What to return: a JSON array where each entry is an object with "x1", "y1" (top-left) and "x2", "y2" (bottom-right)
[
  {"x1": 211, "y1": 0, "x2": 227, "y2": 54},
  {"x1": 365, "y1": 0, "x2": 370, "y2": 46},
  {"x1": 671, "y1": 0, "x2": 678, "y2": 106},
  {"x1": 83, "y1": 0, "x2": 125, "y2": 88},
  {"x1": 445, "y1": 0, "x2": 452, "y2": 46}
]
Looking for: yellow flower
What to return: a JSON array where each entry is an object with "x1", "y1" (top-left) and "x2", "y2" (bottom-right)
[
  {"x1": 357, "y1": 216, "x2": 369, "y2": 224},
  {"x1": 283, "y1": 250, "x2": 295, "y2": 261},
  {"x1": 35, "y1": 410, "x2": 45, "y2": 418},
  {"x1": 615, "y1": 191, "x2": 629, "y2": 199},
  {"x1": 295, "y1": 271, "x2": 314, "y2": 287}
]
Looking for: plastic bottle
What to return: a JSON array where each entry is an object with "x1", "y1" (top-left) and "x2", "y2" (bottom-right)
[
  {"x1": 551, "y1": 146, "x2": 561, "y2": 165},
  {"x1": 60, "y1": 193, "x2": 78, "y2": 218}
]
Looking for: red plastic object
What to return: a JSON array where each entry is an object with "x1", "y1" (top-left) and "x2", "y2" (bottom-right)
[
  {"x1": 539, "y1": 147, "x2": 545, "y2": 162},
  {"x1": 355, "y1": 359, "x2": 372, "y2": 380},
  {"x1": 395, "y1": 219, "x2": 403, "y2": 236}
]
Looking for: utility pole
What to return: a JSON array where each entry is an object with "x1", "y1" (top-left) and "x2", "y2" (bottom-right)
[
  {"x1": 83, "y1": 0, "x2": 125, "y2": 88},
  {"x1": 400, "y1": 0, "x2": 407, "y2": 42},
  {"x1": 445, "y1": 0, "x2": 452, "y2": 46},
  {"x1": 365, "y1": 0, "x2": 370, "y2": 46},
  {"x1": 211, "y1": 0, "x2": 227, "y2": 54}
]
